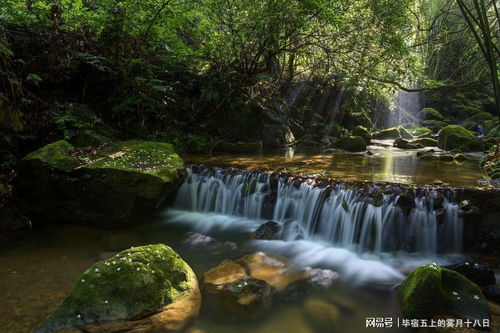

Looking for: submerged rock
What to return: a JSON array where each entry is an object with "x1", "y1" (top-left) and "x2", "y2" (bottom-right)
[
  {"x1": 253, "y1": 221, "x2": 281, "y2": 240},
  {"x1": 398, "y1": 264, "x2": 490, "y2": 321},
  {"x1": 201, "y1": 252, "x2": 311, "y2": 317},
  {"x1": 16, "y1": 140, "x2": 184, "y2": 228},
  {"x1": 36, "y1": 244, "x2": 200, "y2": 333},
  {"x1": 303, "y1": 298, "x2": 341, "y2": 330}
]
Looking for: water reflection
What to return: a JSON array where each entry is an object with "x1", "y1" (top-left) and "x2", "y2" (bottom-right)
[{"x1": 185, "y1": 147, "x2": 483, "y2": 187}]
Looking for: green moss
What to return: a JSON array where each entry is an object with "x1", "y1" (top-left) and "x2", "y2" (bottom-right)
[
  {"x1": 23, "y1": 140, "x2": 82, "y2": 171},
  {"x1": 438, "y1": 125, "x2": 484, "y2": 151},
  {"x1": 408, "y1": 125, "x2": 433, "y2": 137},
  {"x1": 334, "y1": 136, "x2": 367, "y2": 152},
  {"x1": 38, "y1": 244, "x2": 196, "y2": 332},
  {"x1": 413, "y1": 138, "x2": 437, "y2": 147},
  {"x1": 438, "y1": 154, "x2": 455, "y2": 162},
  {"x1": 465, "y1": 112, "x2": 494, "y2": 123},
  {"x1": 454, "y1": 153, "x2": 468, "y2": 162},
  {"x1": 393, "y1": 139, "x2": 423, "y2": 150},
  {"x1": 398, "y1": 265, "x2": 489, "y2": 320},
  {"x1": 352, "y1": 125, "x2": 371, "y2": 144},
  {"x1": 423, "y1": 120, "x2": 448, "y2": 133},
  {"x1": 85, "y1": 141, "x2": 184, "y2": 183},
  {"x1": 372, "y1": 127, "x2": 400, "y2": 140},
  {"x1": 420, "y1": 108, "x2": 444, "y2": 121}
]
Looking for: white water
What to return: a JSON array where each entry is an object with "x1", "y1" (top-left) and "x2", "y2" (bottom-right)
[{"x1": 169, "y1": 166, "x2": 465, "y2": 284}]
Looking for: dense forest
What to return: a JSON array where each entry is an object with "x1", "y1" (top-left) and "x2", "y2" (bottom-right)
[{"x1": 0, "y1": 1, "x2": 500, "y2": 332}]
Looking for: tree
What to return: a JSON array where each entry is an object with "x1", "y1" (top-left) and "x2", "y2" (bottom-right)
[{"x1": 456, "y1": 0, "x2": 500, "y2": 121}]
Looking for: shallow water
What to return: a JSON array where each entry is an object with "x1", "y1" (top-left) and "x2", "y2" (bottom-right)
[
  {"x1": 185, "y1": 145, "x2": 484, "y2": 187},
  {"x1": 0, "y1": 209, "x2": 462, "y2": 333}
]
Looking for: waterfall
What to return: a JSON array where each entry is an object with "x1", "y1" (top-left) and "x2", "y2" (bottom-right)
[
  {"x1": 392, "y1": 84, "x2": 422, "y2": 127},
  {"x1": 174, "y1": 166, "x2": 464, "y2": 256}
]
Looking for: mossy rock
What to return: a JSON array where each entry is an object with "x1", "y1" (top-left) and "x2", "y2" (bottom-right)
[
  {"x1": 16, "y1": 140, "x2": 185, "y2": 228},
  {"x1": 465, "y1": 112, "x2": 494, "y2": 123},
  {"x1": 36, "y1": 244, "x2": 200, "y2": 333},
  {"x1": 398, "y1": 265, "x2": 490, "y2": 321},
  {"x1": 70, "y1": 130, "x2": 107, "y2": 148},
  {"x1": 334, "y1": 136, "x2": 367, "y2": 152},
  {"x1": 420, "y1": 108, "x2": 444, "y2": 121},
  {"x1": 462, "y1": 121, "x2": 478, "y2": 131},
  {"x1": 342, "y1": 113, "x2": 373, "y2": 130},
  {"x1": 454, "y1": 154, "x2": 468, "y2": 162},
  {"x1": 352, "y1": 125, "x2": 371, "y2": 144},
  {"x1": 438, "y1": 125, "x2": 484, "y2": 151},
  {"x1": 372, "y1": 126, "x2": 411, "y2": 140},
  {"x1": 219, "y1": 141, "x2": 263, "y2": 154},
  {"x1": 23, "y1": 140, "x2": 82, "y2": 172},
  {"x1": 414, "y1": 138, "x2": 437, "y2": 147},
  {"x1": 393, "y1": 139, "x2": 423, "y2": 150},
  {"x1": 408, "y1": 125, "x2": 433, "y2": 137},
  {"x1": 438, "y1": 154, "x2": 455, "y2": 162},
  {"x1": 423, "y1": 120, "x2": 449, "y2": 133}
]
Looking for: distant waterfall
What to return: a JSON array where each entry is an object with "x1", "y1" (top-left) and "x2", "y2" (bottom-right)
[
  {"x1": 174, "y1": 166, "x2": 463, "y2": 255},
  {"x1": 392, "y1": 84, "x2": 422, "y2": 126}
]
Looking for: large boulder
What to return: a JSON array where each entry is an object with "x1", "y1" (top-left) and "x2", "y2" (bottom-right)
[
  {"x1": 352, "y1": 125, "x2": 371, "y2": 144},
  {"x1": 438, "y1": 125, "x2": 484, "y2": 151},
  {"x1": 342, "y1": 113, "x2": 373, "y2": 131},
  {"x1": 334, "y1": 136, "x2": 367, "y2": 152},
  {"x1": 407, "y1": 125, "x2": 433, "y2": 137},
  {"x1": 423, "y1": 120, "x2": 449, "y2": 133},
  {"x1": 372, "y1": 127, "x2": 412, "y2": 140},
  {"x1": 16, "y1": 140, "x2": 184, "y2": 228},
  {"x1": 420, "y1": 108, "x2": 444, "y2": 121},
  {"x1": 414, "y1": 137, "x2": 438, "y2": 147},
  {"x1": 201, "y1": 252, "x2": 310, "y2": 317},
  {"x1": 398, "y1": 264, "x2": 490, "y2": 321},
  {"x1": 36, "y1": 244, "x2": 200, "y2": 333}
]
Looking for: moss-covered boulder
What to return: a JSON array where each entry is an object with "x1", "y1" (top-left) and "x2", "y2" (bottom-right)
[
  {"x1": 372, "y1": 127, "x2": 412, "y2": 140},
  {"x1": 16, "y1": 140, "x2": 185, "y2": 228},
  {"x1": 420, "y1": 108, "x2": 444, "y2": 121},
  {"x1": 342, "y1": 113, "x2": 373, "y2": 130},
  {"x1": 438, "y1": 125, "x2": 484, "y2": 151},
  {"x1": 408, "y1": 125, "x2": 433, "y2": 137},
  {"x1": 465, "y1": 112, "x2": 495, "y2": 123},
  {"x1": 423, "y1": 120, "x2": 449, "y2": 133},
  {"x1": 454, "y1": 153, "x2": 468, "y2": 162},
  {"x1": 393, "y1": 139, "x2": 423, "y2": 150},
  {"x1": 398, "y1": 265, "x2": 490, "y2": 321},
  {"x1": 352, "y1": 125, "x2": 371, "y2": 144},
  {"x1": 36, "y1": 244, "x2": 200, "y2": 333},
  {"x1": 414, "y1": 137, "x2": 438, "y2": 147},
  {"x1": 334, "y1": 136, "x2": 367, "y2": 152}
]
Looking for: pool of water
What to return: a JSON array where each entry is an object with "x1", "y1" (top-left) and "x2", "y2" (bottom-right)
[
  {"x1": 0, "y1": 208, "x2": 464, "y2": 333},
  {"x1": 185, "y1": 144, "x2": 484, "y2": 187}
]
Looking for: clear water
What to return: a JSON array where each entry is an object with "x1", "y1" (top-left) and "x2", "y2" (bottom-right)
[
  {"x1": 0, "y1": 147, "x2": 483, "y2": 332},
  {"x1": 185, "y1": 145, "x2": 484, "y2": 187}
]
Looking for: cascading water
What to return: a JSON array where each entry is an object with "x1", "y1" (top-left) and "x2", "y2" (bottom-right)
[
  {"x1": 174, "y1": 166, "x2": 463, "y2": 255},
  {"x1": 170, "y1": 166, "x2": 465, "y2": 284},
  {"x1": 391, "y1": 84, "x2": 422, "y2": 127}
]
